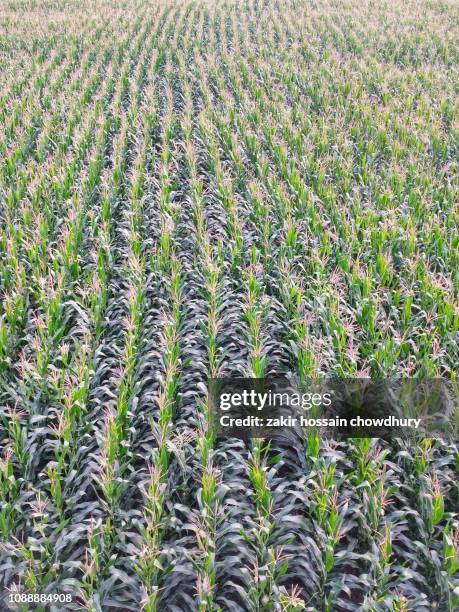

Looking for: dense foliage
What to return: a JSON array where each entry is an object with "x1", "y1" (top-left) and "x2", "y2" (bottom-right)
[{"x1": 0, "y1": 0, "x2": 457, "y2": 610}]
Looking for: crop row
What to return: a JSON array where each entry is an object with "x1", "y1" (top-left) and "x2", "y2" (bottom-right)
[{"x1": 0, "y1": 1, "x2": 457, "y2": 610}]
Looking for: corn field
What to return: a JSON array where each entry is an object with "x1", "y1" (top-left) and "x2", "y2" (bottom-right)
[{"x1": 0, "y1": 0, "x2": 458, "y2": 610}]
